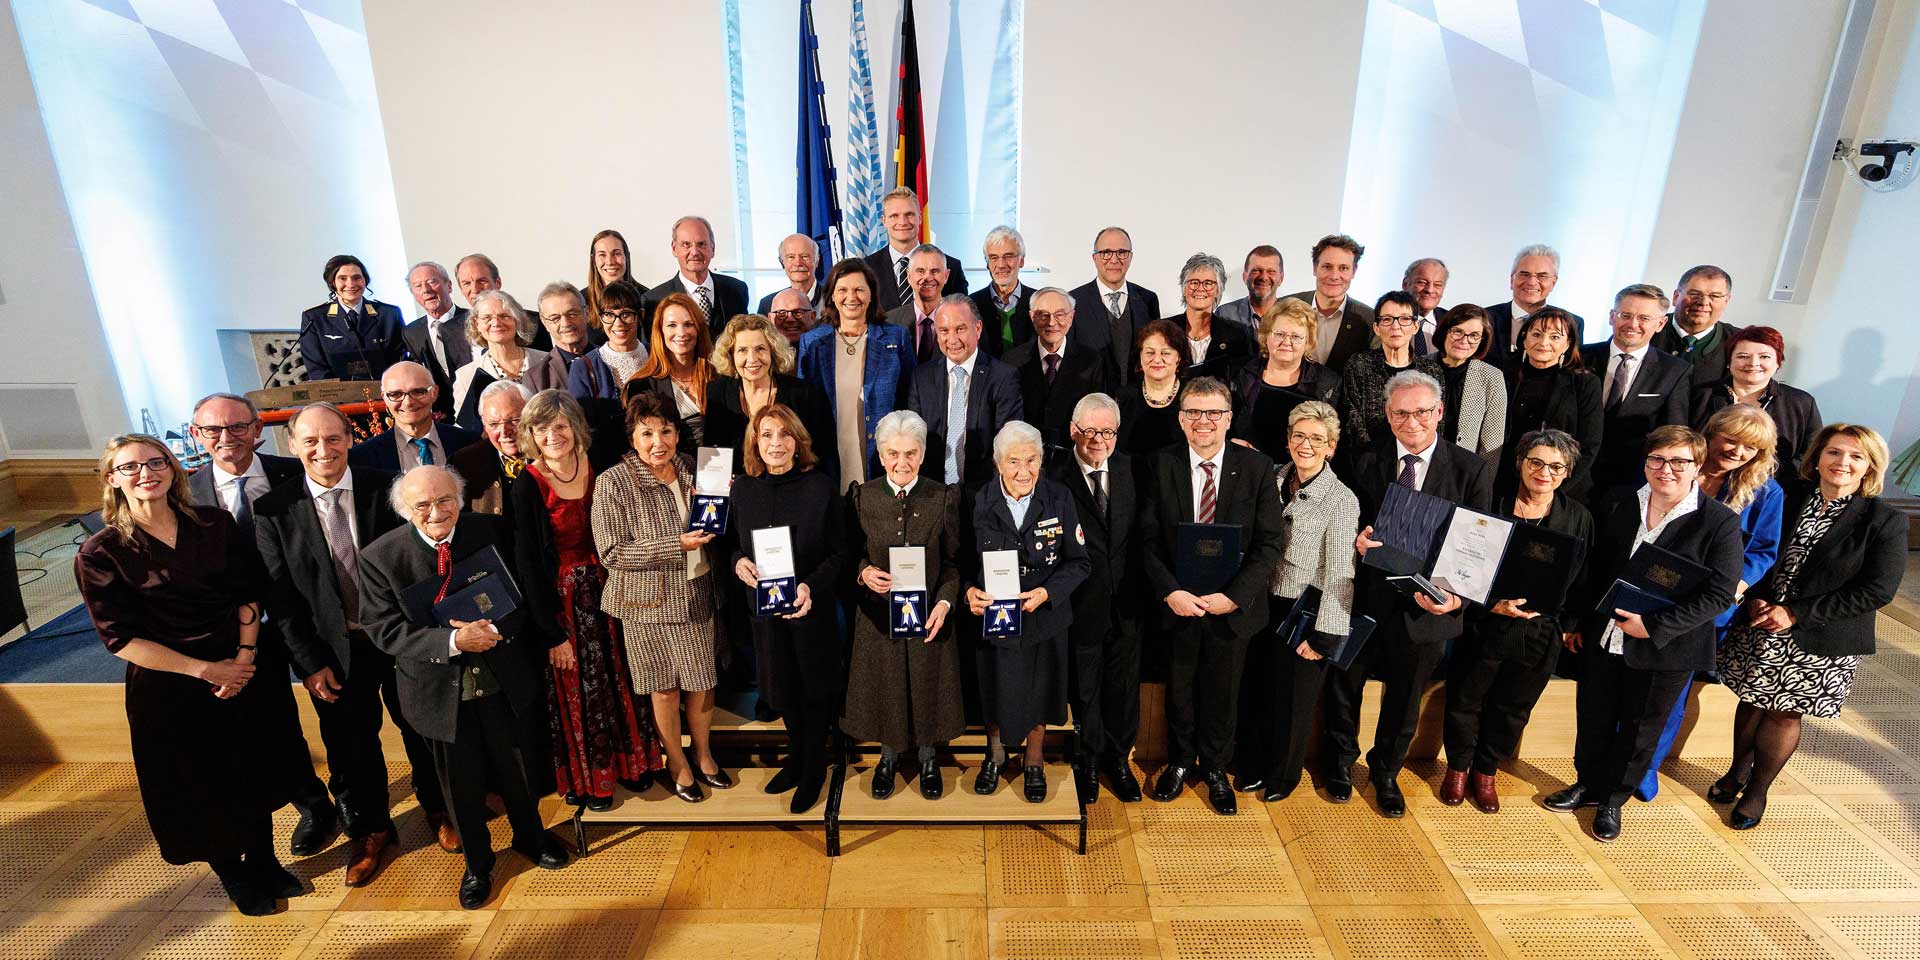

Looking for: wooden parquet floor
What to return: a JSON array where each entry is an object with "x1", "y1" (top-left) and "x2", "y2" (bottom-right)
[{"x1": 4, "y1": 615, "x2": 1920, "y2": 958}]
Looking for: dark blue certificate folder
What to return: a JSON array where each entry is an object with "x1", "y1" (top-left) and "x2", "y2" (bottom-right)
[
  {"x1": 1595, "y1": 542, "x2": 1712, "y2": 618},
  {"x1": 1176, "y1": 522, "x2": 1243, "y2": 595},
  {"x1": 401, "y1": 544, "x2": 523, "y2": 629}
]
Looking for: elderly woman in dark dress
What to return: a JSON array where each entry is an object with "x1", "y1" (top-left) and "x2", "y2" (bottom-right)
[
  {"x1": 729, "y1": 403, "x2": 848, "y2": 813},
  {"x1": 75, "y1": 435, "x2": 299, "y2": 916},
  {"x1": 965, "y1": 421, "x2": 1091, "y2": 802},
  {"x1": 843, "y1": 409, "x2": 966, "y2": 800}
]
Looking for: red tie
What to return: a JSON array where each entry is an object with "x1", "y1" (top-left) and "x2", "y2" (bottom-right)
[
  {"x1": 1197, "y1": 462, "x2": 1217, "y2": 523},
  {"x1": 432, "y1": 542, "x2": 454, "y2": 603}
]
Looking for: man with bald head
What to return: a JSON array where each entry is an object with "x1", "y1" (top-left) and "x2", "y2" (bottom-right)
[
  {"x1": 402, "y1": 261, "x2": 473, "y2": 418},
  {"x1": 642, "y1": 215, "x2": 751, "y2": 336},
  {"x1": 1069, "y1": 225, "x2": 1163, "y2": 381},
  {"x1": 255, "y1": 403, "x2": 454, "y2": 886},
  {"x1": 448, "y1": 382, "x2": 527, "y2": 518},
  {"x1": 348, "y1": 361, "x2": 481, "y2": 472},
  {"x1": 360, "y1": 465, "x2": 571, "y2": 909},
  {"x1": 766, "y1": 287, "x2": 818, "y2": 347},
  {"x1": 756, "y1": 234, "x2": 825, "y2": 314}
]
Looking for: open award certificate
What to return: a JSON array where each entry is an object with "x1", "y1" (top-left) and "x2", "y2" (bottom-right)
[
  {"x1": 981, "y1": 549, "x2": 1023, "y2": 638},
  {"x1": 1428, "y1": 508, "x2": 1513, "y2": 606},
  {"x1": 752, "y1": 526, "x2": 797, "y2": 616},
  {"x1": 687, "y1": 446, "x2": 733, "y2": 533},
  {"x1": 888, "y1": 546, "x2": 929, "y2": 639}
]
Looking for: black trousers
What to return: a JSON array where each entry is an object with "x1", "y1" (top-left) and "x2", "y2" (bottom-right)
[
  {"x1": 1322, "y1": 623, "x2": 1444, "y2": 782},
  {"x1": 1236, "y1": 596, "x2": 1331, "y2": 785},
  {"x1": 1573, "y1": 645, "x2": 1691, "y2": 808},
  {"x1": 757, "y1": 618, "x2": 840, "y2": 775},
  {"x1": 1071, "y1": 617, "x2": 1142, "y2": 767},
  {"x1": 1442, "y1": 629, "x2": 1558, "y2": 775},
  {"x1": 314, "y1": 634, "x2": 445, "y2": 835},
  {"x1": 1165, "y1": 616, "x2": 1251, "y2": 770},
  {"x1": 428, "y1": 694, "x2": 547, "y2": 876}
]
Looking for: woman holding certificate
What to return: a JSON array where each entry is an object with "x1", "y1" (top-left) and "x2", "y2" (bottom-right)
[
  {"x1": 965, "y1": 421, "x2": 1092, "y2": 802},
  {"x1": 729, "y1": 403, "x2": 847, "y2": 813},
  {"x1": 1440, "y1": 429, "x2": 1592, "y2": 813},
  {"x1": 843, "y1": 410, "x2": 966, "y2": 800},
  {"x1": 1712, "y1": 424, "x2": 1906, "y2": 830},
  {"x1": 1547, "y1": 425, "x2": 1743, "y2": 842},
  {"x1": 592, "y1": 390, "x2": 728, "y2": 804}
]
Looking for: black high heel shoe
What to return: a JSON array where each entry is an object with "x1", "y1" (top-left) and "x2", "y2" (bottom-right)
[
  {"x1": 694, "y1": 766, "x2": 735, "y2": 790},
  {"x1": 667, "y1": 772, "x2": 707, "y2": 804},
  {"x1": 1706, "y1": 775, "x2": 1747, "y2": 804},
  {"x1": 1729, "y1": 793, "x2": 1767, "y2": 830}
]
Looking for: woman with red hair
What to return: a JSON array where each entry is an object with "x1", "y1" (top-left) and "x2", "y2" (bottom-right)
[{"x1": 1689, "y1": 326, "x2": 1822, "y2": 484}]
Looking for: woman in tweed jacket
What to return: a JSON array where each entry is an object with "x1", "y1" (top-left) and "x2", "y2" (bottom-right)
[
  {"x1": 1432, "y1": 305, "x2": 1508, "y2": 466},
  {"x1": 1235, "y1": 400, "x2": 1361, "y2": 803},
  {"x1": 592, "y1": 390, "x2": 729, "y2": 804}
]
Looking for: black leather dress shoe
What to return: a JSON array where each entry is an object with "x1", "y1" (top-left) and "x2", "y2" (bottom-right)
[
  {"x1": 252, "y1": 860, "x2": 306, "y2": 899},
  {"x1": 1592, "y1": 804, "x2": 1622, "y2": 841},
  {"x1": 458, "y1": 870, "x2": 492, "y2": 910},
  {"x1": 1262, "y1": 778, "x2": 1299, "y2": 803},
  {"x1": 920, "y1": 762, "x2": 944, "y2": 800},
  {"x1": 1543, "y1": 783, "x2": 1597, "y2": 810},
  {"x1": 618, "y1": 771, "x2": 655, "y2": 794},
  {"x1": 1325, "y1": 765, "x2": 1354, "y2": 803},
  {"x1": 1203, "y1": 770, "x2": 1237, "y2": 816},
  {"x1": 1151, "y1": 764, "x2": 1191, "y2": 802},
  {"x1": 1233, "y1": 773, "x2": 1266, "y2": 793},
  {"x1": 694, "y1": 766, "x2": 735, "y2": 790},
  {"x1": 1374, "y1": 779, "x2": 1406, "y2": 818},
  {"x1": 974, "y1": 759, "x2": 1002, "y2": 796},
  {"x1": 1107, "y1": 763, "x2": 1144, "y2": 803},
  {"x1": 1074, "y1": 763, "x2": 1099, "y2": 803},
  {"x1": 288, "y1": 804, "x2": 339, "y2": 857},
  {"x1": 872, "y1": 754, "x2": 898, "y2": 800},
  {"x1": 514, "y1": 834, "x2": 571, "y2": 870},
  {"x1": 585, "y1": 795, "x2": 614, "y2": 812},
  {"x1": 1024, "y1": 764, "x2": 1048, "y2": 804}
]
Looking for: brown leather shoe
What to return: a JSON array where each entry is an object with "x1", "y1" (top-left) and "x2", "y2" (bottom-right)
[
  {"x1": 342, "y1": 830, "x2": 395, "y2": 888},
  {"x1": 1469, "y1": 771, "x2": 1500, "y2": 813},
  {"x1": 1439, "y1": 769, "x2": 1468, "y2": 806},
  {"x1": 426, "y1": 812, "x2": 462, "y2": 854}
]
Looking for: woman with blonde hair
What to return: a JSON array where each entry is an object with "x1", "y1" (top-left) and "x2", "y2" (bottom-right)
[
  {"x1": 75, "y1": 435, "x2": 298, "y2": 914},
  {"x1": 707, "y1": 314, "x2": 836, "y2": 484},
  {"x1": 1226, "y1": 298, "x2": 1340, "y2": 459}
]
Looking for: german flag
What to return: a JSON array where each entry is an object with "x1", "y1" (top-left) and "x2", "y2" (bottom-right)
[{"x1": 893, "y1": 0, "x2": 929, "y2": 241}]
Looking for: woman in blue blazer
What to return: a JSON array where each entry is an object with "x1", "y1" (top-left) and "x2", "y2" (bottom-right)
[{"x1": 796, "y1": 258, "x2": 915, "y2": 487}]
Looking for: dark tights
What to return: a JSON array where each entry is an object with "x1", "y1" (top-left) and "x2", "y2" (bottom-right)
[
  {"x1": 208, "y1": 815, "x2": 279, "y2": 884},
  {"x1": 1722, "y1": 700, "x2": 1802, "y2": 818}
]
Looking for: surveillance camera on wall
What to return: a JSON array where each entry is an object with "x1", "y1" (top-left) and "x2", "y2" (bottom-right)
[{"x1": 1855, "y1": 140, "x2": 1917, "y2": 191}]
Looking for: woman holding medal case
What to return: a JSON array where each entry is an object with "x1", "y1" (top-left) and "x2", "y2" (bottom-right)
[
  {"x1": 964, "y1": 421, "x2": 1092, "y2": 802},
  {"x1": 729, "y1": 404, "x2": 848, "y2": 813}
]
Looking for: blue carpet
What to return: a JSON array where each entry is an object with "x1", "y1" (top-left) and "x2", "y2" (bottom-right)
[{"x1": 0, "y1": 605, "x2": 123, "y2": 683}]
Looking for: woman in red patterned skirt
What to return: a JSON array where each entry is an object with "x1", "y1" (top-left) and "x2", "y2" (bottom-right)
[{"x1": 511, "y1": 389, "x2": 661, "y2": 808}]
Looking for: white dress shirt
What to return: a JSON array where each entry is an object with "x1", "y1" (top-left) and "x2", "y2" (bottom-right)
[
  {"x1": 1097, "y1": 279, "x2": 1128, "y2": 315},
  {"x1": 424, "y1": 306, "x2": 459, "y2": 372},
  {"x1": 681, "y1": 272, "x2": 715, "y2": 311},
  {"x1": 1187, "y1": 446, "x2": 1222, "y2": 520},
  {"x1": 1002, "y1": 483, "x2": 1035, "y2": 528},
  {"x1": 210, "y1": 456, "x2": 266, "y2": 519},
  {"x1": 1311, "y1": 296, "x2": 1348, "y2": 366},
  {"x1": 305, "y1": 470, "x2": 360, "y2": 548},
  {"x1": 1508, "y1": 304, "x2": 1534, "y2": 349},
  {"x1": 1394, "y1": 437, "x2": 1438, "y2": 491},
  {"x1": 1605, "y1": 341, "x2": 1651, "y2": 396},
  {"x1": 1601, "y1": 485, "x2": 1701, "y2": 654}
]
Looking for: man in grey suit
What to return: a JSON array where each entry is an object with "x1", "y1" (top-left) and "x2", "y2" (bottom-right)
[
  {"x1": 1214, "y1": 245, "x2": 1284, "y2": 331},
  {"x1": 1581, "y1": 283, "x2": 1692, "y2": 494},
  {"x1": 906, "y1": 295, "x2": 1024, "y2": 493},
  {"x1": 1068, "y1": 226, "x2": 1163, "y2": 382}
]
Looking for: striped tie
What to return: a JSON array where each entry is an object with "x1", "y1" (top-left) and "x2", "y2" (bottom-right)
[
  {"x1": 1197, "y1": 461, "x2": 1217, "y2": 523},
  {"x1": 945, "y1": 366, "x2": 968, "y2": 485}
]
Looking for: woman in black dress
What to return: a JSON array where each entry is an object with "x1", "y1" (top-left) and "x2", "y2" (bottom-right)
[
  {"x1": 1117, "y1": 319, "x2": 1192, "y2": 483},
  {"x1": 1227, "y1": 298, "x2": 1340, "y2": 459},
  {"x1": 706, "y1": 314, "x2": 837, "y2": 486},
  {"x1": 1498, "y1": 308, "x2": 1602, "y2": 502},
  {"x1": 729, "y1": 403, "x2": 848, "y2": 812},
  {"x1": 74, "y1": 435, "x2": 298, "y2": 915}
]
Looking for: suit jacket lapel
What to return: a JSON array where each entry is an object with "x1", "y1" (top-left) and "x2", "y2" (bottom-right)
[{"x1": 1171, "y1": 452, "x2": 1195, "y2": 523}]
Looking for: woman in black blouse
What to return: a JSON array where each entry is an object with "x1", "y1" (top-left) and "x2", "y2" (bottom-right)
[
  {"x1": 1166, "y1": 252, "x2": 1252, "y2": 381},
  {"x1": 1498, "y1": 308, "x2": 1602, "y2": 502},
  {"x1": 74, "y1": 435, "x2": 299, "y2": 915},
  {"x1": 706, "y1": 314, "x2": 837, "y2": 485},
  {"x1": 730, "y1": 403, "x2": 848, "y2": 812},
  {"x1": 1116, "y1": 319, "x2": 1193, "y2": 474},
  {"x1": 1227, "y1": 297, "x2": 1340, "y2": 459}
]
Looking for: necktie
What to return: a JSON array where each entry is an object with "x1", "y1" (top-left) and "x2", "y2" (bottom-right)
[
  {"x1": 895, "y1": 486, "x2": 908, "y2": 502},
  {"x1": 1091, "y1": 469, "x2": 1108, "y2": 518},
  {"x1": 1606, "y1": 353, "x2": 1634, "y2": 410},
  {"x1": 696, "y1": 286, "x2": 713, "y2": 318},
  {"x1": 1197, "y1": 461, "x2": 1217, "y2": 523},
  {"x1": 433, "y1": 541, "x2": 455, "y2": 603},
  {"x1": 896, "y1": 256, "x2": 911, "y2": 300},
  {"x1": 1398, "y1": 454, "x2": 1421, "y2": 489},
  {"x1": 412, "y1": 437, "x2": 434, "y2": 466},
  {"x1": 1106, "y1": 291, "x2": 1123, "y2": 319},
  {"x1": 945, "y1": 366, "x2": 969, "y2": 485},
  {"x1": 918, "y1": 316, "x2": 935, "y2": 363},
  {"x1": 1043, "y1": 353, "x2": 1060, "y2": 385},
  {"x1": 1681, "y1": 334, "x2": 1698, "y2": 354},
  {"x1": 320, "y1": 488, "x2": 360, "y2": 622},
  {"x1": 229, "y1": 476, "x2": 254, "y2": 530}
]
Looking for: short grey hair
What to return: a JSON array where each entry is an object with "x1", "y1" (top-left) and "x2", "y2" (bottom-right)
[
  {"x1": 1511, "y1": 244, "x2": 1560, "y2": 274},
  {"x1": 408, "y1": 260, "x2": 450, "y2": 283},
  {"x1": 670, "y1": 215, "x2": 715, "y2": 242},
  {"x1": 478, "y1": 380, "x2": 526, "y2": 410},
  {"x1": 874, "y1": 409, "x2": 929, "y2": 452},
  {"x1": 1402, "y1": 257, "x2": 1449, "y2": 283},
  {"x1": 1384, "y1": 369, "x2": 1442, "y2": 406},
  {"x1": 908, "y1": 242, "x2": 947, "y2": 264},
  {"x1": 536, "y1": 280, "x2": 585, "y2": 311},
  {"x1": 936, "y1": 292, "x2": 981, "y2": 326},
  {"x1": 1288, "y1": 400, "x2": 1341, "y2": 445},
  {"x1": 1513, "y1": 428, "x2": 1581, "y2": 471},
  {"x1": 191, "y1": 391, "x2": 259, "y2": 420},
  {"x1": 1071, "y1": 392, "x2": 1120, "y2": 427},
  {"x1": 983, "y1": 225, "x2": 1025, "y2": 257},
  {"x1": 992, "y1": 420, "x2": 1045, "y2": 463},
  {"x1": 1179, "y1": 252, "x2": 1228, "y2": 289},
  {"x1": 1031, "y1": 285, "x2": 1074, "y2": 313},
  {"x1": 288, "y1": 401, "x2": 352, "y2": 435},
  {"x1": 389, "y1": 464, "x2": 466, "y2": 519},
  {"x1": 467, "y1": 289, "x2": 535, "y2": 346}
]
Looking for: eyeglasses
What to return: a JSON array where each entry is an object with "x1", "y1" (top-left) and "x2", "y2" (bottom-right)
[
  {"x1": 1288, "y1": 432, "x2": 1330, "y2": 450},
  {"x1": 407, "y1": 495, "x2": 460, "y2": 517},
  {"x1": 1183, "y1": 279, "x2": 1219, "y2": 291},
  {"x1": 1376, "y1": 315, "x2": 1418, "y2": 328},
  {"x1": 1684, "y1": 291, "x2": 1729, "y2": 303},
  {"x1": 601, "y1": 309, "x2": 640, "y2": 324},
  {"x1": 1094, "y1": 249, "x2": 1133, "y2": 260},
  {"x1": 1644, "y1": 455, "x2": 1697, "y2": 474},
  {"x1": 768, "y1": 309, "x2": 814, "y2": 322},
  {"x1": 384, "y1": 387, "x2": 433, "y2": 404},
  {"x1": 1522, "y1": 457, "x2": 1568, "y2": 476},
  {"x1": 193, "y1": 421, "x2": 257, "y2": 438},
  {"x1": 1386, "y1": 406, "x2": 1439, "y2": 423},
  {"x1": 1074, "y1": 427, "x2": 1118, "y2": 441},
  {"x1": 1445, "y1": 328, "x2": 1483, "y2": 343},
  {"x1": 110, "y1": 456, "x2": 172, "y2": 477},
  {"x1": 1178, "y1": 409, "x2": 1229, "y2": 422},
  {"x1": 483, "y1": 417, "x2": 522, "y2": 433},
  {"x1": 985, "y1": 253, "x2": 1022, "y2": 266},
  {"x1": 1269, "y1": 332, "x2": 1307, "y2": 346},
  {"x1": 543, "y1": 308, "x2": 584, "y2": 322},
  {"x1": 1031, "y1": 310, "x2": 1073, "y2": 323}
]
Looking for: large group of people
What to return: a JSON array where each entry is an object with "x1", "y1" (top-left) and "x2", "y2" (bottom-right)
[{"x1": 76, "y1": 191, "x2": 1906, "y2": 916}]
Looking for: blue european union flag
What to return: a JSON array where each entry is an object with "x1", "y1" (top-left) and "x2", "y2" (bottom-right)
[{"x1": 797, "y1": 0, "x2": 842, "y2": 282}]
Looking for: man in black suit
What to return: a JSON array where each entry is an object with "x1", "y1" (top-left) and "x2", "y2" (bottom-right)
[
  {"x1": 1402, "y1": 257, "x2": 1450, "y2": 356},
  {"x1": 1652, "y1": 264, "x2": 1741, "y2": 389},
  {"x1": 755, "y1": 234, "x2": 825, "y2": 315},
  {"x1": 187, "y1": 393, "x2": 334, "y2": 855},
  {"x1": 455, "y1": 253, "x2": 551, "y2": 352},
  {"x1": 1005, "y1": 287, "x2": 1114, "y2": 450},
  {"x1": 905, "y1": 295, "x2": 1025, "y2": 492},
  {"x1": 359, "y1": 465, "x2": 570, "y2": 909},
  {"x1": 863, "y1": 186, "x2": 967, "y2": 313},
  {"x1": 348, "y1": 362, "x2": 482, "y2": 472},
  {"x1": 970, "y1": 225, "x2": 1035, "y2": 357},
  {"x1": 885, "y1": 244, "x2": 955, "y2": 365},
  {"x1": 256, "y1": 404, "x2": 457, "y2": 887},
  {"x1": 765, "y1": 287, "x2": 819, "y2": 348},
  {"x1": 1339, "y1": 369, "x2": 1494, "y2": 817},
  {"x1": 401, "y1": 261, "x2": 473, "y2": 420},
  {"x1": 1050, "y1": 391, "x2": 1141, "y2": 803},
  {"x1": 642, "y1": 215, "x2": 751, "y2": 337},
  {"x1": 1484, "y1": 244, "x2": 1587, "y2": 370},
  {"x1": 448, "y1": 382, "x2": 527, "y2": 519},
  {"x1": 1069, "y1": 226, "x2": 1162, "y2": 382},
  {"x1": 1580, "y1": 284, "x2": 1691, "y2": 495},
  {"x1": 1139, "y1": 377, "x2": 1286, "y2": 816},
  {"x1": 1284, "y1": 233, "x2": 1374, "y2": 372}
]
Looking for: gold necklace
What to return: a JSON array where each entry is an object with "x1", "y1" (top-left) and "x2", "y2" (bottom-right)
[{"x1": 837, "y1": 328, "x2": 864, "y2": 356}]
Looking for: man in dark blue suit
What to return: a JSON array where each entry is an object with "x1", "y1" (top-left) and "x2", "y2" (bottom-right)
[
  {"x1": 906, "y1": 295, "x2": 1024, "y2": 493},
  {"x1": 755, "y1": 234, "x2": 825, "y2": 315},
  {"x1": 348, "y1": 361, "x2": 481, "y2": 472},
  {"x1": 1580, "y1": 283, "x2": 1692, "y2": 496},
  {"x1": 1068, "y1": 226, "x2": 1163, "y2": 383},
  {"x1": 400, "y1": 261, "x2": 472, "y2": 421},
  {"x1": 863, "y1": 186, "x2": 968, "y2": 314},
  {"x1": 1484, "y1": 244, "x2": 1586, "y2": 370},
  {"x1": 642, "y1": 216, "x2": 751, "y2": 338}
]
